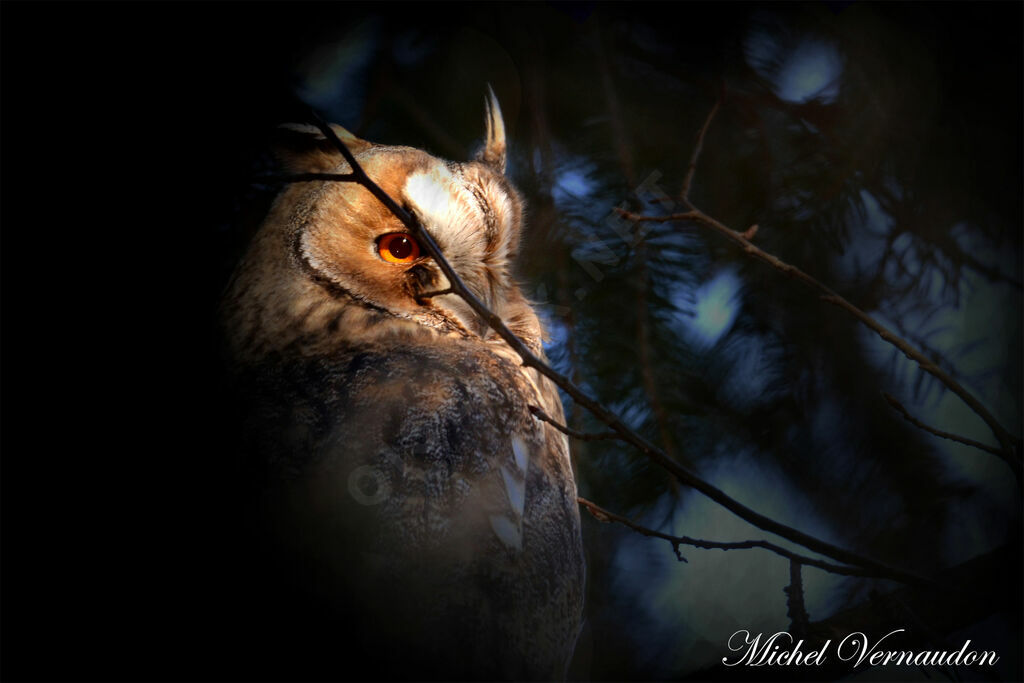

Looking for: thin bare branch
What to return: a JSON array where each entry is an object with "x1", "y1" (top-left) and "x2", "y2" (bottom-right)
[
  {"x1": 578, "y1": 496, "x2": 689, "y2": 562},
  {"x1": 416, "y1": 287, "x2": 453, "y2": 301},
  {"x1": 577, "y1": 497, "x2": 887, "y2": 579},
  {"x1": 673, "y1": 100, "x2": 1018, "y2": 470},
  {"x1": 617, "y1": 207, "x2": 1023, "y2": 482},
  {"x1": 257, "y1": 172, "x2": 357, "y2": 184},
  {"x1": 414, "y1": 288, "x2": 453, "y2": 307},
  {"x1": 528, "y1": 405, "x2": 620, "y2": 442},
  {"x1": 302, "y1": 108, "x2": 937, "y2": 587},
  {"x1": 883, "y1": 393, "x2": 1004, "y2": 457},
  {"x1": 785, "y1": 560, "x2": 810, "y2": 637},
  {"x1": 681, "y1": 97, "x2": 722, "y2": 208}
]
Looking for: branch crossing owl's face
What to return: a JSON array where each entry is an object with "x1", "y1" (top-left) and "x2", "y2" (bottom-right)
[
  {"x1": 221, "y1": 92, "x2": 545, "y2": 365},
  {"x1": 280, "y1": 94, "x2": 524, "y2": 337}
]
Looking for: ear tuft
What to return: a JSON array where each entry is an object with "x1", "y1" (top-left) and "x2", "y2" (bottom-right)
[
  {"x1": 475, "y1": 85, "x2": 507, "y2": 174},
  {"x1": 272, "y1": 123, "x2": 373, "y2": 174}
]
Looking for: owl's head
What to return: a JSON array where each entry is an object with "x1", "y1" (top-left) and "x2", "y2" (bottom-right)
[{"x1": 222, "y1": 92, "x2": 541, "y2": 361}]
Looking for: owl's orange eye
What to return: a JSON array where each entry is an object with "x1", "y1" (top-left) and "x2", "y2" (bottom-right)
[{"x1": 377, "y1": 233, "x2": 421, "y2": 264}]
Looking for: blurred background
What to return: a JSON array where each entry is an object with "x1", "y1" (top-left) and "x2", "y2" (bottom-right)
[{"x1": 2, "y1": 2, "x2": 1020, "y2": 681}]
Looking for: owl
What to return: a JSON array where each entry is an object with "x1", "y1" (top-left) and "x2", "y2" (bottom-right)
[{"x1": 219, "y1": 92, "x2": 585, "y2": 680}]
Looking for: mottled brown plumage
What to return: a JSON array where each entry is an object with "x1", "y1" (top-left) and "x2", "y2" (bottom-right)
[{"x1": 220, "y1": 93, "x2": 584, "y2": 680}]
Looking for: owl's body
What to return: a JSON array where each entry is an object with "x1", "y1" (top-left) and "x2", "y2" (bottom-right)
[{"x1": 220, "y1": 96, "x2": 584, "y2": 679}]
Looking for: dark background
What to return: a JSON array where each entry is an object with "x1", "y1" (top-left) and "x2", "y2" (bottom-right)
[{"x1": 2, "y1": 2, "x2": 1021, "y2": 681}]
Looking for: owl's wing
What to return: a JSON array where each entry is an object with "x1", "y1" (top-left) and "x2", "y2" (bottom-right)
[{"x1": 245, "y1": 340, "x2": 583, "y2": 679}]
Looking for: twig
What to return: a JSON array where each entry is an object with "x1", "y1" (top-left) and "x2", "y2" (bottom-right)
[
  {"x1": 416, "y1": 287, "x2": 453, "y2": 299},
  {"x1": 617, "y1": 207, "x2": 1023, "y2": 482},
  {"x1": 414, "y1": 287, "x2": 453, "y2": 306},
  {"x1": 882, "y1": 393, "x2": 1004, "y2": 457},
  {"x1": 300, "y1": 108, "x2": 937, "y2": 587},
  {"x1": 578, "y1": 496, "x2": 689, "y2": 562},
  {"x1": 577, "y1": 497, "x2": 886, "y2": 579},
  {"x1": 680, "y1": 97, "x2": 721, "y2": 207},
  {"x1": 785, "y1": 560, "x2": 810, "y2": 637},
  {"x1": 257, "y1": 172, "x2": 356, "y2": 184},
  {"x1": 528, "y1": 405, "x2": 620, "y2": 441}
]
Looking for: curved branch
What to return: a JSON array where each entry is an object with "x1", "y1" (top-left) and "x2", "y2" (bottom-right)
[
  {"x1": 259, "y1": 172, "x2": 356, "y2": 184},
  {"x1": 680, "y1": 96, "x2": 721, "y2": 207},
  {"x1": 296, "y1": 109, "x2": 938, "y2": 587},
  {"x1": 618, "y1": 207, "x2": 1022, "y2": 482},
  {"x1": 578, "y1": 497, "x2": 886, "y2": 579},
  {"x1": 883, "y1": 393, "x2": 1004, "y2": 457},
  {"x1": 528, "y1": 405, "x2": 620, "y2": 441}
]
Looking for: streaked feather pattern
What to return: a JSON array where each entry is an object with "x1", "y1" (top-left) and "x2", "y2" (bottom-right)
[{"x1": 220, "y1": 92, "x2": 584, "y2": 680}]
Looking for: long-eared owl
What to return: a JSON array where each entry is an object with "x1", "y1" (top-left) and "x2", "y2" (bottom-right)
[{"x1": 219, "y1": 92, "x2": 585, "y2": 680}]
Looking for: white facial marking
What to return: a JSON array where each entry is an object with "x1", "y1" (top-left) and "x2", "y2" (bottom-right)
[{"x1": 404, "y1": 170, "x2": 480, "y2": 245}]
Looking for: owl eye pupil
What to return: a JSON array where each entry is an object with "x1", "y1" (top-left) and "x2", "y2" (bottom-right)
[
  {"x1": 378, "y1": 232, "x2": 421, "y2": 264},
  {"x1": 389, "y1": 237, "x2": 413, "y2": 259}
]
